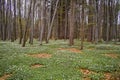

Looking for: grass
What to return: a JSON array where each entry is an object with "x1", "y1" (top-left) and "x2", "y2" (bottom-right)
[{"x1": 0, "y1": 39, "x2": 120, "y2": 80}]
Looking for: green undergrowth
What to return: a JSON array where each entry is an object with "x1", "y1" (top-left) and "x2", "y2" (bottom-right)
[{"x1": 0, "y1": 40, "x2": 120, "y2": 80}]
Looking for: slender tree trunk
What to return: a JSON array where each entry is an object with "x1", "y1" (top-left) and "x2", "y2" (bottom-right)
[
  {"x1": 47, "y1": 0, "x2": 59, "y2": 43},
  {"x1": 106, "y1": 0, "x2": 110, "y2": 42},
  {"x1": 94, "y1": 0, "x2": 99, "y2": 44},
  {"x1": 22, "y1": 0, "x2": 32, "y2": 47},
  {"x1": 87, "y1": 0, "x2": 93, "y2": 42},
  {"x1": 80, "y1": 0, "x2": 85, "y2": 50},
  {"x1": 69, "y1": 0, "x2": 75, "y2": 46},
  {"x1": 0, "y1": 0, "x2": 2, "y2": 40},
  {"x1": 13, "y1": 0, "x2": 17, "y2": 41},
  {"x1": 2, "y1": 0, "x2": 6, "y2": 41},
  {"x1": 39, "y1": 0, "x2": 45, "y2": 45},
  {"x1": 29, "y1": 0, "x2": 36, "y2": 45},
  {"x1": 64, "y1": 0, "x2": 68, "y2": 41},
  {"x1": 18, "y1": 0, "x2": 23, "y2": 44}
]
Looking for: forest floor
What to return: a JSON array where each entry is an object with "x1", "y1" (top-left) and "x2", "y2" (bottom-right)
[{"x1": 0, "y1": 40, "x2": 120, "y2": 80}]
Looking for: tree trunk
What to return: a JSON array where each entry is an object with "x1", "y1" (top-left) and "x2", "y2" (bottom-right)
[
  {"x1": 47, "y1": 0, "x2": 59, "y2": 43},
  {"x1": 18, "y1": 0, "x2": 23, "y2": 44},
  {"x1": 39, "y1": 0, "x2": 45, "y2": 45},
  {"x1": 22, "y1": 0, "x2": 32, "y2": 47},
  {"x1": 69, "y1": 0, "x2": 75, "y2": 46},
  {"x1": 29, "y1": 0, "x2": 36, "y2": 45},
  {"x1": 80, "y1": 0, "x2": 85, "y2": 50}
]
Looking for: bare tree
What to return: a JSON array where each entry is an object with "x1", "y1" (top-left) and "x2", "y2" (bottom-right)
[
  {"x1": 80, "y1": 0, "x2": 85, "y2": 50},
  {"x1": 29, "y1": 0, "x2": 36, "y2": 45},
  {"x1": 47, "y1": 0, "x2": 59, "y2": 43},
  {"x1": 69, "y1": 0, "x2": 75, "y2": 46},
  {"x1": 22, "y1": 0, "x2": 32, "y2": 47},
  {"x1": 39, "y1": 0, "x2": 46, "y2": 45},
  {"x1": 18, "y1": 0, "x2": 23, "y2": 44}
]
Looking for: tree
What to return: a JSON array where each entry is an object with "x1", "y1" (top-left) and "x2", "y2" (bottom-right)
[
  {"x1": 18, "y1": 0, "x2": 23, "y2": 44},
  {"x1": 29, "y1": 0, "x2": 36, "y2": 45},
  {"x1": 80, "y1": 0, "x2": 85, "y2": 50},
  {"x1": 39, "y1": 0, "x2": 46, "y2": 45},
  {"x1": 69, "y1": 0, "x2": 75, "y2": 46},
  {"x1": 12, "y1": 0, "x2": 17, "y2": 42},
  {"x1": 47, "y1": 0, "x2": 59, "y2": 43},
  {"x1": 22, "y1": 0, "x2": 32, "y2": 47}
]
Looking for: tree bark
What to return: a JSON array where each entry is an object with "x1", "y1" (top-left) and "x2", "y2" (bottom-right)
[
  {"x1": 22, "y1": 0, "x2": 32, "y2": 47},
  {"x1": 69, "y1": 0, "x2": 75, "y2": 46}
]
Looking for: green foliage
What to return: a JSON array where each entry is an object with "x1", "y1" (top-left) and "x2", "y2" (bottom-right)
[
  {"x1": 95, "y1": 44, "x2": 120, "y2": 50},
  {"x1": 7, "y1": 65, "x2": 32, "y2": 80},
  {"x1": 0, "y1": 40, "x2": 120, "y2": 80}
]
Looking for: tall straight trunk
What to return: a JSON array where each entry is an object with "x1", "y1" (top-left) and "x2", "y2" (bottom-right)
[
  {"x1": 5, "y1": 0, "x2": 8, "y2": 40},
  {"x1": 59, "y1": 0, "x2": 64, "y2": 39},
  {"x1": 114, "y1": 0, "x2": 119, "y2": 42},
  {"x1": 2, "y1": 0, "x2": 6, "y2": 41},
  {"x1": 80, "y1": 0, "x2": 85, "y2": 50},
  {"x1": 5, "y1": 1, "x2": 9, "y2": 41},
  {"x1": 69, "y1": 0, "x2": 75, "y2": 46},
  {"x1": 102, "y1": 0, "x2": 107, "y2": 41},
  {"x1": 22, "y1": 0, "x2": 32, "y2": 47},
  {"x1": 18, "y1": 0, "x2": 23, "y2": 44},
  {"x1": 98, "y1": 0, "x2": 103, "y2": 41},
  {"x1": 94, "y1": 0, "x2": 99, "y2": 44},
  {"x1": 9, "y1": 0, "x2": 13, "y2": 41},
  {"x1": 87, "y1": 0, "x2": 93, "y2": 42},
  {"x1": 24, "y1": 0, "x2": 27, "y2": 18},
  {"x1": 0, "y1": 0, "x2": 2, "y2": 40},
  {"x1": 38, "y1": 0, "x2": 41, "y2": 41},
  {"x1": 7, "y1": 0, "x2": 11, "y2": 40},
  {"x1": 40, "y1": 0, "x2": 45, "y2": 45},
  {"x1": 44, "y1": 3, "x2": 48, "y2": 43},
  {"x1": 106, "y1": 0, "x2": 110, "y2": 42},
  {"x1": 47, "y1": 0, "x2": 59, "y2": 43},
  {"x1": 29, "y1": 0, "x2": 36, "y2": 45},
  {"x1": 46, "y1": 0, "x2": 51, "y2": 42},
  {"x1": 55, "y1": 9, "x2": 59, "y2": 40},
  {"x1": 13, "y1": 0, "x2": 17, "y2": 41},
  {"x1": 64, "y1": 0, "x2": 68, "y2": 41}
]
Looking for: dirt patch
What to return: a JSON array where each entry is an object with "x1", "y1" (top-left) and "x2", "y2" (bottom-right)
[
  {"x1": 0, "y1": 74, "x2": 11, "y2": 80},
  {"x1": 104, "y1": 54, "x2": 118, "y2": 58},
  {"x1": 80, "y1": 69, "x2": 95, "y2": 80},
  {"x1": 80, "y1": 69, "x2": 95, "y2": 75},
  {"x1": 28, "y1": 53, "x2": 52, "y2": 58},
  {"x1": 58, "y1": 48, "x2": 82, "y2": 53},
  {"x1": 31, "y1": 63, "x2": 44, "y2": 68},
  {"x1": 80, "y1": 69, "x2": 113, "y2": 80},
  {"x1": 104, "y1": 73, "x2": 112, "y2": 80}
]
